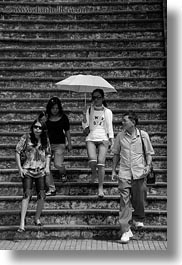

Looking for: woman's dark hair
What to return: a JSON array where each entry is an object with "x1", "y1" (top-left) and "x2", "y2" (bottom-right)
[
  {"x1": 30, "y1": 119, "x2": 49, "y2": 148},
  {"x1": 123, "y1": 111, "x2": 139, "y2": 126},
  {"x1": 91, "y1": 89, "x2": 107, "y2": 107},
  {"x1": 38, "y1": 110, "x2": 47, "y2": 120},
  {"x1": 46, "y1": 96, "x2": 64, "y2": 118}
]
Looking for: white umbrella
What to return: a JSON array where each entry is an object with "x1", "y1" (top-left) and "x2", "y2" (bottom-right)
[{"x1": 56, "y1": 74, "x2": 117, "y2": 106}]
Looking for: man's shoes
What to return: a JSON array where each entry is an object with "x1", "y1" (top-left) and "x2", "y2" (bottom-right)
[
  {"x1": 133, "y1": 220, "x2": 144, "y2": 228},
  {"x1": 128, "y1": 228, "x2": 133, "y2": 238},
  {"x1": 46, "y1": 190, "x2": 56, "y2": 196},
  {"x1": 120, "y1": 229, "x2": 133, "y2": 244}
]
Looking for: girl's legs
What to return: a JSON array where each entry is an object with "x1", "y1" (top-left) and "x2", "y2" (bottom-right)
[
  {"x1": 97, "y1": 142, "x2": 109, "y2": 197},
  {"x1": 19, "y1": 197, "x2": 29, "y2": 230},
  {"x1": 35, "y1": 176, "x2": 45, "y2": 224},
  {"x1": 97, "y1": 165, "x2": 105, "y2": 196},
  {"x1": 86, "y1": 141, "x2": 97, "y2": 182},
  {"x1": 46, "y1": 144, "x2": 66, "y2": 194},
  {"x1": 18, "y1": 176, "x2": 33, "y2": 231}
]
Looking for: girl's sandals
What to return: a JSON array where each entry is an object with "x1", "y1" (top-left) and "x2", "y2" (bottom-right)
[{"x1": 17, "y1": 227, "x2": 25, "y2": 233}]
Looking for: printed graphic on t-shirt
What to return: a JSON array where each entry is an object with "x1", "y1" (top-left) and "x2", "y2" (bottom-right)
[{"x1": 93, "y1": 114, "x2": 104, "y2": 126}]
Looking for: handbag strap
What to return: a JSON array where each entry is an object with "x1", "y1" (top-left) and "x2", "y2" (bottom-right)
[{"x1": 139, "y1": 129, "x2": 147, "y2": 164}]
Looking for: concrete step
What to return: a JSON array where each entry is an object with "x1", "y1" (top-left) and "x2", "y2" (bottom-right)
[
  {"x1": 1, "y1": 11, "x2": 162, "y2": 19},
  {"x1": 0, "y1": 78, "x2": 166, "y2": 89},
  {"x1": 0, "y1": 36, "x2": 164, "y2": 46},
  {"x1": 1, "y1": 7, "x2": 162, "y2": 18},
  {"x1": 0, "y1": 86, "x2": 167, "y2": 99},
  {"x1": 0, "y1": 194, "x2": 167, "y2": 211},
  {"x1": 0, "y1": 118, "x2": 167, "y2": 134},
  {"x1": 0, "y1": 108, "x2": 167, "y2": 122},
  {"x1": 0, "y1": 209, "x2": 167, "y2": 226},
  {"x1": 1, "y1": 4, "x2": 162, "y2": 15},
  {"x1": 0, "y1": 47, "x2": 165, "y2": 58},
  {"x1": 0, "y1": 168, "x2": 167, "y2": 183},
  {"x1": 0, "y1": 155, "x2": 167, "y2": 169},
  {"x1": 0, "y1": 63, "x2": 166, "y2": 75},
  {"x1": 0, "y1": 131, "x2": 167, "y2": 146},
  {"x1": 0, "y1": 79, "x2": 167, "y2": 90},
  {"x1": 0, "y1": 124, "x2": 167, "y2": 136},
  {"x1": 0, "y1": 96, "x2": 167, "y2": 108},
  {"x1": 0, "y1": 59, "x2": 165, "y2": 69},
  {"x1": 0, "y1": 78, "x2": 166, "y2": 90},
  {"x1": 0, "y1": 68, "x2": 166, "y2": 80},
  {"x1": 0, "y1": 0, "x2": 162, "y2": 5},
  {"x1": 0, "y1": 19, "x2": 163, "y2": 32},
  {"x1": 1, "y1": 29, "x2": 163, "y2": 40},
  {"x1": 0, "y1": 224, "x2": 167, "y2": 241},
  {"x1": 0, "y1": 143, "x2": 167, "y2": 157},
  {"x1": 0, "y1": 64, "x2": 166, "y2": 71},
  {"x1": 0, "y1": 1, "x2": 162, "y2": 11},
  {"x1": 0, "y1": 181, "x2": 167, "y2": 197}
]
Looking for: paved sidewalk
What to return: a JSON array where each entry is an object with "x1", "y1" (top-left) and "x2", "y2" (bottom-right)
[{"x1": 0, "y1": 239, "x2": 167, "y2": 250}]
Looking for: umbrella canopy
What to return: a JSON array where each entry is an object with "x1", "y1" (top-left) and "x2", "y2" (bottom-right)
[
  {"x1": 56, "y1": 74, "x2": 117, "y2": 93},
  {"x1": 56, "y1": 74, "x2": 117, "y2": 106}
]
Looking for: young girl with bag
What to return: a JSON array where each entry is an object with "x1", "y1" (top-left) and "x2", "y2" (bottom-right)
[{"x1": 82, "y1": 89, "x2": 114, "y2": 197}]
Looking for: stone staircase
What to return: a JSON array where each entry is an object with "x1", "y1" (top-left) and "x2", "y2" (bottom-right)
[{"x1": 0, "y1": 0, "x2": 167, "y2": 240}]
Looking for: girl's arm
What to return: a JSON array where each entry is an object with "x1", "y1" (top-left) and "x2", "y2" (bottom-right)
[
  {"x1": 15, "y1": 134, "x2": 28, "y2": 178},
  {"x1": 82, "y1": 107, "x2": 90, "y2": 129},
  {"x1": 106, "y1": 109, "x2": 114, "y2": 145},
  {"x1": 15, "y1": 152, "x2": 24, "y2": 178},
  {"x1": 45, "y1": 154, "x2": 51, "y2": 175}
]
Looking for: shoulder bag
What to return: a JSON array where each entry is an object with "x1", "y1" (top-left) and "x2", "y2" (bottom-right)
[{"x1": 139, "y1": 130, "x2": 156, "y2": 185}]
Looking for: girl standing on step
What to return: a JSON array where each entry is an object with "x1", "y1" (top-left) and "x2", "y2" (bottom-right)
[
  {"x1": 43, "y1": 96, "x2": 72, "y2": 196},
  {"x1": 82, "y1": 89, "x2": 114, "y2": 197},
  {"x1": 15, "y1": 118, "x2": 51, "y2": 232}
]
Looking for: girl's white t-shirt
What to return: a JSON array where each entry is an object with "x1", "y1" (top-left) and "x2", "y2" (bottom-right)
[{"x1": 86, "y1": 110, "x2": 108, "y2": 141}]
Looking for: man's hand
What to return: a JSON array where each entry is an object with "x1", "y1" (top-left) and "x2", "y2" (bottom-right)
[{"x1": 143, "y1": 165, "x2": 151, "y2": 177}]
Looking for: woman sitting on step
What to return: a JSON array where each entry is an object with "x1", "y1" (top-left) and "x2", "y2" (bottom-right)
[
  {"x1": 15, "y1": 118, "x2": 51, "y2": 232},
  {"x1": 82, "y1": 89, "x2": 114, "y2": 197}
]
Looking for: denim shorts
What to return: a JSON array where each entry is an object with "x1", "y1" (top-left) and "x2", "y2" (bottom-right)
[{"x1": 22, "y1": 173, "x2": 45, "y2": 200}]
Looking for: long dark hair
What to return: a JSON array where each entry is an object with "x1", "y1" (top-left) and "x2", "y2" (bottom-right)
[
  {"x1": 91, "y1": 89, "x2": 107, "y2": 107},
  {"x1": 46, "y1": 96, "x2": 64, "y2": 119},
  {"x1": 30, "y1": 119, "x2": 49, "y2": 148}
]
